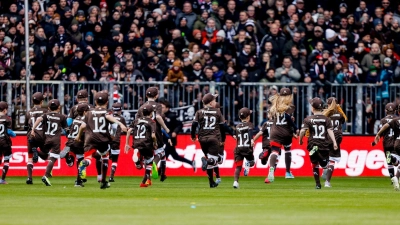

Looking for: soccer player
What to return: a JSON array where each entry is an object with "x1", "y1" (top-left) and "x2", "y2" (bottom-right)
[
  {"x1": 136, "y1": 87, "x2": 170, "y2": 182},
  {"x1": 0, "y1": 101, "x2": 16, "y2": 184},
  {"x1": 253, "y1": 111, "x2": 275, "y2": 183},
  {"x1": 299, "y1": 97, "x2": 338, "y2": 189},
  {"x1": 64, "y1": 103, "x2": 89, "y2": 187},
  {"x1": 321, "y1": 97, "x2": 347, "y2": 187},
  {"x1": 24, "y1": 92, "x2": 48, "y2": 184},
  {"x1": 233, "y1": 108, "x2": 255, "y2": 189},
  {"x1": 125, "y1": 105, "x2": 157, "y2": 187},
  {"x1": 109, "y1": 102, "x2": 127, "y2": 182},
  {"x1": 76, "y1": 92, "x2": 127, "y2": 189},
  {"x1": 268, "y1": 88, "x2": 298, "y2": 182},
  {"x1": 374, "y1": 104, "x2": 400, "y2": 191},
  {"x1": 160, "y1": 100, "x2": 196, "y2": 172},
  {"x1": 372, "y1": 103, "x2": 397, "y2": 180},
  {"x1": 30, "y1": 99, "x2": 68, "y2": 186},
  {"x1": 191, "y1": 93, "x2": 225, "y2": 188}
]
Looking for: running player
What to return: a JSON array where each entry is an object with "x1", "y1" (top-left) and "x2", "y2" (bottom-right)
[
  {"x1": 30, "y1": 99, "x2": 68, "y2": 186},
  {"x1": 109, "y1": 102, "x2": 126, "y2": 182},
  {"x1": 253, "y1": 111, "x2": 276, "y2": 183},
  {"x1": 125, "y1": 105, "x2": 157, "y2": 187},
  {"x1": 76, "y1": 92, "x2": 127, "y2": 189},
  {"x1": 299, "y1": 97, "x2": 338, "y2": 189},
  {"x1": 374, "y1": 104, "x2": 400, "y2": 191},
  {"x1": 233, "y1": 107, "x2": 254, "y2": 188},
  {"x1": 24, "y1": 92, "x2": 48, "y2": 184},
  {"x1": 0, "y1": 102, "x2": 16, "y2": 184},
  {"x1": 322, "y1": 97, "x2": 347, "y2": 187},
  {"x1": 372, "y1": 103, "x2": 396, "y2": 181},
  {"x1": 136, "y1": 87, "x2": 170, "y2": 182},
  {"x1": 191, "y1": 93, "x2": 225, "y2": 188},
  {"x1": 65, "y1": 103, "x2": 89, "y2": 187},
  {"x1": 268, "y1": 88, "x2": 298, "y2": 182}
]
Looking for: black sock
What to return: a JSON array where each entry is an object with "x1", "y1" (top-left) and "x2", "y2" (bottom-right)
[
  {"x1": 2, "y1": 162, "x2": 9, "y2": 180},
  {"x1": 207, "y1": 168, "x2": 214, "y2": 184},
  {"x1": 96, "y1": 159, "x2": 102, "y2": 177},
  {"x1": 234, "y1": 166, "x2": 241, "y2": 182},
  {"x1": 160, "y1": 160, "x2": 166, "y2": 176},
  {"x1": 143, "y1": 167, "x2": 151, "y2": 184},
  {"x1": 388, "y1": 167, "x2": 395, "y2": 178},
  {"x1": 214, "y1": 167, "x2": 220, "y2": 178},
  {"x1": 101, "y1": 159, "x2": 109, "y2": 182},
  {"x1": 45, "y1": 158, "x2": 56, "y2": 177},
  {"x1": 27, "y1": 163, "x2": 33, "y2": 179},
  {"x1": 313, "y1": 167, "x2": 320, "y2": 185},
  {"x1": 285, "y1": 151, "x2": 292, "y2": 173}
]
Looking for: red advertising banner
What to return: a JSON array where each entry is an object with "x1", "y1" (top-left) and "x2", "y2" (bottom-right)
[{"x1": 2, "y1": 135, "x2": 390, "y2": 177}]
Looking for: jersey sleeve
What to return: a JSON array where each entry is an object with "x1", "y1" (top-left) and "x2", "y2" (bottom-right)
[
  {"x1": 326, "y1": 117, "x2": 333, "y2": 130},
  {"x1": 155, "y1": 104, "x2": 162, "y2": 116},
  {"x1": 388, "y1": 119, "x2": 396, "y2": 129},
  {"x1": 301, "y1": 118, "x2": 309, "y2": 130},
  {"x1": 218, "y1": 111, "x2": 225, "y2": 124},
  {"x1": 193, "y1": 111, "x2": 199, "y2": 123},
  {"x1": 6, "y1": 117, "x2": 12, "y2": 129},
  {"x1": 61, "y1": 115, "x2": 68, "y2": 129}
]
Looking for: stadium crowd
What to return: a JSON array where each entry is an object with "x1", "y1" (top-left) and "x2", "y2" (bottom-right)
[{"x1": 0, "y1": 0, "x2": 400, "y2": 130}]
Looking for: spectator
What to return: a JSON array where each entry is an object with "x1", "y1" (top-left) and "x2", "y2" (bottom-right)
[
  {"x1": 275, "y1": 57, "x2": 301, "y2": 82},
  {"x1": 361, "y1": 43, "x2": 385, "y2": 73}
]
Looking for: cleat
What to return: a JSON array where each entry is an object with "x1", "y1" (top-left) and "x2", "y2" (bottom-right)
[
  {"x1": 233, "y1": 181, "x2": 239, "y2": 189},
  {"x1": 48, "y1": 171, "x2": 53, "y2": 178},
  {"x1": 192, "y1": 160, "x2": 197, "y2": 172},
  {"x1": 315, "y1": 184, "x2": 322, "y2": 189},
  {"x1": 59, "y1": 147, "x2": 70, "y2": 159},
  {"x1": 26, "y1": 178, "x2": 33, "y2": 185},
  {"x1": 81, "y1": 179, "x2": 87, "y2": 183},
  {"x1": 41, "y1": 176, "x2": 51, "y2": 186},
  {"x1": 285, "y1": 171, "x2": 295, "y2": 179},
  {"x1": 244, "y1": 161, "x2": 250, "y2": 176},
  {"x1": 309, "y1": 146, "x2": 318, "y2": 156},
  {"x1": 267, "y1": 167, "x2": 275, "y2": 182},
  {"x1": 145, "y1": 179, "x2": 152, "y2": 186},
  {"x1": 261, "y1": 158, "x2": 267, "y2": 165},
  {"x1": 0, "y1": 179, "x2": 8, "y2": 184},
  {"x1": 32, "y1": 147, "x2": 38, "y2": 163},
  {"x1": 391, "y1": 177, "x2": 399, "y2": 191},
  {"x1": 386, "y1": 151, "x2": 392, "y2": 164},
  {"x1": 321, "y1": 169, "x2": 328, "y2": 180},
  {"x1": 215, "y1": 178, "x2": 221, "y2": 184},
  {"x1": 201, "y1": 157, "x2": 207, "y2": 171},
  {"x1": 65, "y1": 155, "x2": 74, "y2": 167},
  {"x1": 160, "y1": 175, "x2": 167, "y2": 182},
  {"x1": 78, "y1": 161, "x2": 87, "y2": 179},
  {"x1": 133, "y1": 148, "x2": 139, "y2": 163},
  {"x1": 210, "y1": 182, "x2": 218, "y2": 188},
  {"x1": 152, "y1": 162, "x2": 159, "y2": 179},
  {"x1": 100, "y1": 181, "x2": 110, "y2": 189},
  {"x1": 74, "y1": 181, "x2": 84, "y2": 187},
  {"x1": 264, "y1": 177, "x2": 271, "y2": 183},
  {"x1": 109, "y1": 177, "x2": 115, "y2": 182},
  {"x1": 140, "y1": 182, "x2": 149, "y2": 188},
  {"x1": 324, "y1": 181, "x2": 332, "y2": 188},
  {"x1": 135, "y1": 160, "x2": 143, "y2": 170}
]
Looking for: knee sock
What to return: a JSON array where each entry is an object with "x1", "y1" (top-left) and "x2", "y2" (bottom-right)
[
  {"x1": 45, "y1": 157, "x2": 57, "y2": 177},
  {"x1": 101, "y1": 158, "x2": 109, "y2": 183},
  {"x1": 234, "y1": 166, "x2": 241, "y2": 182},
  {"x1": 388, "y1": 165, "x2": 394, "y2": 178},
  {"x1": 207, "y1": 168, "x2": 214, "y2": 184},
  {"x1": 285, "y1": 151, "x2": 292, "y2": 173},
  {"x1": 312, "y1": 164, "x2": 320, "y2": 185},
  {"x1": 143, "y1": 163, "x2": 152, "y2": 184},
  {"x1": 214, "y1": 166, "x2": 220, "y2": 178},
  {"x1": 27, "y1": 162, "x2": 33, "y2": 179},
  {"x1": 326, "y1": 164, "x2": 335, "y2": 182},
  {"x1": 2, "y1": 161, "x2": 9, "y2": 180}
]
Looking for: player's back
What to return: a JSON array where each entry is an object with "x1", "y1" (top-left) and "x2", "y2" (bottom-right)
[
  {"x1": 330, "y1": 113, "x2": 345, "y2": 138},
  {"x1": 270, "y1": 113, "x2": 294, "y2": 143},
  {"x1": 133, "y1": 117, "x2": 156, "y2": 150},
  {"x1": 68, "y1": 102, "x2": 94, "y2": 119},
  {"x1": 380, "y1": 115, "x2": 397, "y2": 148},
  {"x1": 235, "y1": 121, "x2": 253, "y2": 151},
  {"x1": 261, "y1": 121, "x2": 273, "y2": 149},
  {"x1": 42, "y1": 112, "x2": 67, "y2": 144},
  {"x1": 110, "y1": 114, "x2": 126, "y2": 143},
  {"x1": 0, "y1": 115, "x2": 12, "y2": 145},
  {"x1": 195, "y1": 107, "x2": 223, "y2": 140},
  {"x1": 137, "y1": 101, "x2": 163, "y2": 147},
  {"x1": 25, "y1": 106, "x2": 48, "y2": 137},
  {"x1": 303, "y1": 114, "x2": 332, "y2": 150},
  {"x1": 84, "y1": 107, "x2": 112, "y2": 143},
  {"x1": 67, "y1": 115, "x2": 85, "y2": 141}
]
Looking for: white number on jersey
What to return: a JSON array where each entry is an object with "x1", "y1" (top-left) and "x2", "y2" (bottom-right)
[
  {"x1": 135, "y1": 125, "x2": 146, "y2": 138},
  {"x1": 93, "y1": 116, "x2": 106, "y2": 133},
  {"x1": 0, "y1": 124, "x2": 4, "y2": 137},
  {"x1": 266, "y1": 126, "x2": 271, "y2": 139},
  {"x1": 331, "y1": 120, "x2": 340, "y2": 131},
  {"x1": 237, "y1": 133, "x2": 250, "y2": 147},
  {"x1": 312, "y1": 125, "x2": 325, "y2": 139},
  {"x1": 204, "y1": 116, "x2": 216, "y2": 129},
  {"x1": 276, "y1": 115, "x2": 287, "y2": 125},
  {"x1": 31, "y1": 117, "x2": 43, "y2": 130},
  {"x1": 68, "y1": 124, "x2": 79, "y2": 138},
  {"x1": 45, "y1": 121, "x2": 58, "y2": 135}
]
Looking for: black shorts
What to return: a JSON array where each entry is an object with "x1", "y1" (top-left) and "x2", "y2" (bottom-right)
[
  {"x1": 138, "y1": 148, "x2": 154, "y2": 159},
  {"x1": 84, "y1": 142, "x2": 110, "y2": 154},
  {"x1": 0, "y1": 145, "x2": 12, "y2": 157},
  {"x1": 199, "y1": 137, "x2": 219, "y2": 156},
  {"x1": 394, "y1": 140, "x2": 400, "y2": 155},
  {"x1": 329, "y1": 137, "x2": 342, "y2": 158},
  {"x1": 27, "y1": 136, "x2": 45, "y2": 153},
  {"x1": 218, "y1": 144, "x2": 224, "y2": 156},
  {"x1": 234, "y1": 147, "x2": 254, "y2": 162},
  {"x1": 43, "y1": 142, "x2": 61, "y2": 155},
  {"x1": 66, "y1": 139, "x2": 84, "y2": 155},
  {"x1": 309, "y1": 149, "x2": 329, "y2": 164},
  {"x1": 110, "y1": 142, "x2": 120, "y2": 150}
]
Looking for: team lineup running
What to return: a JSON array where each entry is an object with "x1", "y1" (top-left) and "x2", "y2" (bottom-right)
[{"x1": 0, "y1": 87, "x2": 398, "y2": 190}]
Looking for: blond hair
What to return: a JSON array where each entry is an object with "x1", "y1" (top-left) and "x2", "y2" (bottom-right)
[{"x1": 269, "y1": 94, "x2": 293, "y2": 117}]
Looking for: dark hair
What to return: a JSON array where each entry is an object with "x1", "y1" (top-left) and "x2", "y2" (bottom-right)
[
  {"x1": 49, "y1": 104, "x2": 58, "y2": 111},
  {"x1": 160, "y1": 100, "x2": 171, "y2": 108}
]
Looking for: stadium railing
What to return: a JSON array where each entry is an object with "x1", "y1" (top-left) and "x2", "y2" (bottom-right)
[{"x1": 0, "y1": 80, "x2": 397, "y2": 134}]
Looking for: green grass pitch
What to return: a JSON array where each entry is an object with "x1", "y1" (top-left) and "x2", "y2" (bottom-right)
[{"x1": 0, "y1": 176, "x2": 396, "y2": 225}]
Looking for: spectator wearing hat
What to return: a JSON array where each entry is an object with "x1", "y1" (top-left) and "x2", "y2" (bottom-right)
[
  {"x1": 143, "y1": 58, "x2": 162, "y2": 81},
  {"x1": 331, "y1": 42, "x2": 348, "y2": 65},
  {"x1": 275, "y1": 56, "x2": 301, "y2": 82},
  {"x1": 376, "y1": 57, "x2": 394, "y2": 100},
  {"x1": 175, "y1": 2, "x2": 198, "y2": 30},
  {"x1": 143, "y1": 17, "x2": 160, "y2": 40},
  {"x1": 192, "y1": 29, "x2": 203, "y2": 45},
  {"x1": 210, "y1": 29, "x2": 235, "y2": 61},
  {"x1": 177, "y1": 17, "x2": 193, "y2": 43},
  {"x1": 361, "y1": 43, "x2": 385, "y2": 73},
  {"x1": 166, "y1": 60, "x2": 185, "y2": 83},
  {"x1": 371, "y1": 18, "x2": 391, "y2": 46}
]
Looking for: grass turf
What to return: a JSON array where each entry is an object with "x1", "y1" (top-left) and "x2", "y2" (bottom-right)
[{"x1": 0, "y1": 176, "x2": 396, "y2": 225}]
